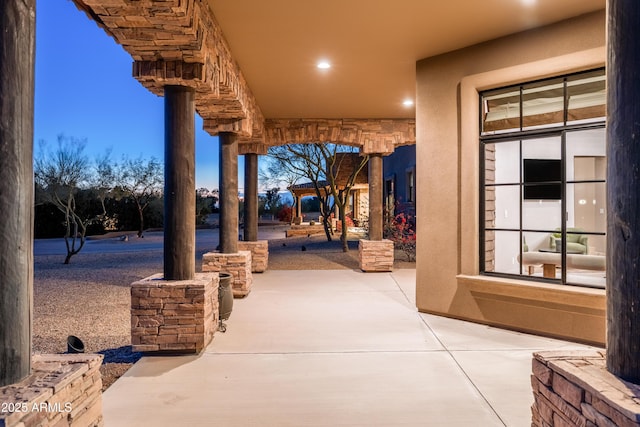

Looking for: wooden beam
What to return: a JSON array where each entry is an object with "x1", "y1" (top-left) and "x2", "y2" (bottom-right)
[
  {"x1": 0, "y1": 0, "x2": 35, "y2": 387},
  {"x1": 164, "y1": 86, "x2": 196, "y2": 281},
  {"x1": 219, "y1": 132, "x2": 239, "y2": 254},
  {"x1": 606, "y1": 0, "x2": 640, "y2": 383},
  {"x1": 243, "y1": 153, "x2": 259, "y2": 242},
  {"x1": 368, "y1": 154, "x2": 384, "y2": 241}
]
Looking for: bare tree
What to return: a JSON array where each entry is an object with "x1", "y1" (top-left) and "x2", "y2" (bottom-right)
[
  {"x1": 263, "y1": 187, "x2": 282, "y2": 217},
  {"x1": 318, "y1": 145, "x2": 369, "y2": 252},
  {"x1": 265, "y1": 144, "x2": 369, "y2": 250},
  {"x1": 88, "y1": 149, "x2": 116, "y2": 227},
  {"x1": 196, "y1": 187, "x2": 218, "y2": 225},
  {"x1": 266, "y1": 144, "x2": 335, "y2": 240},
  {"x1": 115, "y1": 156, "x2": 163, "y2": 238},
  {"x1": 34, "y1": 135, "x2": 107, "y2": 264}
]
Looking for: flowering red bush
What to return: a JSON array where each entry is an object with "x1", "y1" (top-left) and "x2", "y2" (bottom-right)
[
  {"x1": 335, "y1": 213, "x2": 355, "y2": 231},
  {"x1": 277, "y1": 205, "x2": 293, "y2": 223},
  {"x1": 384, "y1": 212, "x2": 416, "y2": 262}
]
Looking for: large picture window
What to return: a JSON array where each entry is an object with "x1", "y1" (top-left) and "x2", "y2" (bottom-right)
[{"x1": 480, "y1": 69, "x2": 606, "y2": 288}]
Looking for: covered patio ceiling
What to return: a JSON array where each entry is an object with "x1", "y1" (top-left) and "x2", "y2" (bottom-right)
[
  {"x1": 72, "y1": 0, "x2": 604, "y2": 150},
  {"x1": 209, "y1": 0, "x2": 604, "y2": 119}
]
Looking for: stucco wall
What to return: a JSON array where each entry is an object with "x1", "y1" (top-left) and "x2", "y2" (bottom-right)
[{"x1": 415, "y1": 10, "x2": 606, "y2": 345}]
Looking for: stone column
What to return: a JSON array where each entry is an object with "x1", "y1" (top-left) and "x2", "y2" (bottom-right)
[
  {"x1": 219, "y1": 132, "x2": 239, "y2": 253},
  {"x1": 164, "y1": 85, "x2": 196, "y2": 281},
  {"x1": 368, "y1": 154, "x2": 384, "y2": 240},
  {"x1": 243, "y1": 153, "x2": 258, "y2": 241},
  {"x1": 606, "y1": 0, "x2": 640, "y2": 383},
  {"x1": 0, "y1": 0, "x2": 35, "y2": 387}
]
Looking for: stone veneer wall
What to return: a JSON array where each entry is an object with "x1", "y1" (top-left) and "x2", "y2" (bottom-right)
[
  {"x1": 237, "y1": 241, "x2": 268, "y2": 273},
  {"x1": 131, "y1": 272, "x2": 218, "y2": 353},
  {"x1": 359, "y1": 239, "x2": 394, "y2": 272},
  {"x1": 532, "y1": 350, "x2": 640, "y2": 427},
  {"x1": 202, "y1": 251, "x2": 253, "y2": 297},
  {"x1": 0, "y1": 354, "x2": 103, "y2": 427}
]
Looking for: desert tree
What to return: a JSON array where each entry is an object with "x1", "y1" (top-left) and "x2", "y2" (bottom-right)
[
  {"x1": 263, "y1": 187, "x2": 282, "y2": 217},
  {"x1": 115, "y1": 155, "x2": 163, "y2": 237},
  {"x1": 196, "y1": 187, "x2": 218, "y2": 225},
  {"x1": 265, "y1": 144, "x2": 335, "y2": 240},
  {"x1": 318, "y1": 144, "x2": 369, "y2": 252},
  {"x1": 34, "y1": 135, "x2": 108, "y2": 264},
  {"x1": 87, "y1": 149, "x2": 117, "y2": 229},
  {"x1": 265, "y1": 143, "x2": 369, "y2": 250}
]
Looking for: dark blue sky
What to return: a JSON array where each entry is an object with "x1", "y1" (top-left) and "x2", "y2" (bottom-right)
[{"x1": 35, "y1": 0, "x2": 235, "y2": 191}]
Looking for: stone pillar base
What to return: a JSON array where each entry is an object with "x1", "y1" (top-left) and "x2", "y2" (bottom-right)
[
  {"x1": 202, "y1": 251, "x2": 253, "y2": 297},
  {"x1": 0, "y1": 354, "x2": 104, "y2": 427},
  {"x1": 238, "y1": 240, "x2": 269, "y2": 273},
  {"x1": 531, "y1": 350, "x2": 640, "y2": 427},
  {"x1": 131, "y1": 272, "x2": 218, "y2": 353},
  {"x1": 359, "y1": 239, "x2": 394, "y2": 272}
]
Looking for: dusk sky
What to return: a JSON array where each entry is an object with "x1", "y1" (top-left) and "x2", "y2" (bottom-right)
[{"x1": 35, "y1": 0, "x2": 242, "y2": 191}]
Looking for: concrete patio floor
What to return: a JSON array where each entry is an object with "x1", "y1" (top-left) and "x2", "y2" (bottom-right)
[{"x1": 103, "y1": 269, "x2": 597, "y2": 426}]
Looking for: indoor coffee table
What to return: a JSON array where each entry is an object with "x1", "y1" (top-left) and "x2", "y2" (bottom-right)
[{"x1": 536, "y1": 248, "x2": 583, "y2": 278}]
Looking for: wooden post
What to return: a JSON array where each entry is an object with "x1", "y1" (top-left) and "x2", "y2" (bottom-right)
[
  {"x1": 219, "y1": 132, "x2": 239, "y2": 253},
  {"x1": 164, "y1": 85, "x2": 196, "y2": 281},
  {"x1": 243, "y1": 153, "x2": 258, "y2": 241},
  {"x1": 368, "y1": 154, "x2": 384, "y2": 241},
  {"x1": 0, "y1": 0, "x2": 35, "y2": 387},
  {"x1": 606, "y1": 0, "x2": 640, "y2": 383}
]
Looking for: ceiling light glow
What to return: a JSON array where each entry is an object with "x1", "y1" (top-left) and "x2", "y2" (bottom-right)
[
  {"x1": 317, "y1": 61, "x2": 331, "y2": 69},
  {"x1": 403, "y1": 99, "x2": 414, "y2": 107}
]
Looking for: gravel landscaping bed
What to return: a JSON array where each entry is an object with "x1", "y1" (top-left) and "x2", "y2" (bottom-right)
[{"x1": 33, "y1": 251, "x2": 162, "y2": 389}]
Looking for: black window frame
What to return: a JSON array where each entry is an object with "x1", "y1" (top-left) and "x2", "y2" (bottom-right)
[{"x1": 479, "y1": 68, "x2": 606, "y2": 288}]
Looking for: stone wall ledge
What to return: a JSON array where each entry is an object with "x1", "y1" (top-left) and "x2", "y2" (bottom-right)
[
  {"x1": 0, "y1": 354, "x2": 104, "y2": 427},
  {"x1": 532, "y1": 350, "x2": 640, "y2": 427}
]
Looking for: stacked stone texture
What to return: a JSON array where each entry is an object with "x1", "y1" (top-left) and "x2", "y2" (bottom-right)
[
  {"x1": 202, "y1": 251, "x2": 253, "y2": 297},
  {"x1": 131, "y1": 273, "x2": 218, "y2": 353},
  {"x1": 265, "y1": 119, "x2": 416, "y2": 155},
  {"x1": 532, "y1": 350, "x2": 640, "y2": 427},
  {"x1": 237, "y1": 241, "x2": 269, "y2": 273},
  {"x1": 359, "y1": 239, "x2": 394, "y2": 272},
  {"x1": 0, "y1": 354, "x2": 104, "y2": 427},
  {"x1": 72, "y1": 0, "x2": 264, "y2": 140}
]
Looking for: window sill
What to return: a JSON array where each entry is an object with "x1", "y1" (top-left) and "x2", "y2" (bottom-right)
[{"x1": 457, "y1": 274, "x2": 605, "y2": 311}]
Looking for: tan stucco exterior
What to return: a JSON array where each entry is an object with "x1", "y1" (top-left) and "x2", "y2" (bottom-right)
[{"x1": 415, "y1": 11, "x2": 607, "y2": 346}]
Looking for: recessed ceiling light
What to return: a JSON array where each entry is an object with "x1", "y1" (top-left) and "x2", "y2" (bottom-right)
[
  {"x1": 403, "y1": 99, "x2": 414, "y2": 107},
  {"x1": 317, "y1": 61, "x2": 331, "y2": 69}
]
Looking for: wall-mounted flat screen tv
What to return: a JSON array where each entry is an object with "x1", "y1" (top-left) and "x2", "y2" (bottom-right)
[{"x1": 523, "y1": 159, "x2": 562, "y2": 200}]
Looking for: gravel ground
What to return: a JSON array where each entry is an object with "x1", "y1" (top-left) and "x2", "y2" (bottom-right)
[
  {"x1": 33, "y1": 251, "x2": 162, "y2": 390},
  {"x1": 33, "y1": 231, "x2": 415, "y2": 390}
]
